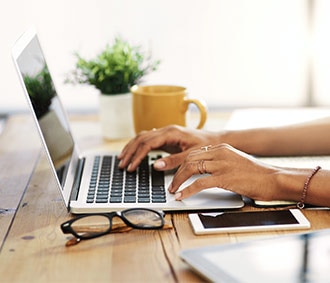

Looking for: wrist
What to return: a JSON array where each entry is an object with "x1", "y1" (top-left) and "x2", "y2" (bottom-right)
[
  {"x1": 297, "y1": 166, "x2": 322, "y2": 208},
  {"x1": 275, "y1": 168, "x2": 313, "y2": 203}
]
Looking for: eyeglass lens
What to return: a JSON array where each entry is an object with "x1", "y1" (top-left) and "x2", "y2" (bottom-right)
[
  {"x1": 71, "y1": 215, "x2": 111, "y2": 238},
  {"x1": 122, "y1": 209, "x2": 163, "y2": 228}
]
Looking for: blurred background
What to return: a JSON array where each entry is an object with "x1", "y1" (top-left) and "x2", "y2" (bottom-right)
[{"x1": 1, "y1": 0, "x2": 330, "y2": 113}]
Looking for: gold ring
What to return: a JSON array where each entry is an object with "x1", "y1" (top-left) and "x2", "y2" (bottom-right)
[
  {"x1": 197, "y1": 160, "x2": 204, "y2": 174},
  {"x1": 201, "y1": 145, "x2": 212, "y2": 152},
  {"x1": 197, "y1": 160, "x2": 206, "y2": 174},
  {"x1": 202, "y1": 160, "x2": 207, "y2": 174}
]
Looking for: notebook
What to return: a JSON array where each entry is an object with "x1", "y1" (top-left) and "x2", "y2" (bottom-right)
[
  {"x1": 180, "y1": 228, "x2": 330, "y2": 282},
  {"x1": 11, "y1": 27, "x2": 244, "y2": 213}
]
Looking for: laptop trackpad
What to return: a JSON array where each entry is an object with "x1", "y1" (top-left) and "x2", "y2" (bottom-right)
[{"x1": 177, "y1": 175, "x2": 243, "y2": 208}]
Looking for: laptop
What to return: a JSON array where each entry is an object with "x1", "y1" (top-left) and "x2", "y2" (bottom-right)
[
  {"x1": 180, "y1": 228, "x2": 330, "y2": 282},
  {"x1": 11, "y1": 27, "x2": 244, "y2": 213}
]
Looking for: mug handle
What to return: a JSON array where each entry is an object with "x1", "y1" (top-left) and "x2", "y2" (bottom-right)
[{"x1": 184, "y1": 98, "x2": 207, "y2": 129}]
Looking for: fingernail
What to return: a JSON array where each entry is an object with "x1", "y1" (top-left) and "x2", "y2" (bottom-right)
[
  {"x1": 154, "y1": 160, "x2": 166, "y2": 169},
  {"x1": 175, "y1": 192, "x2": 182, "y2": 200},
  {"x1": 168, "y1": 183, "x2": 172, "y2": 192}
]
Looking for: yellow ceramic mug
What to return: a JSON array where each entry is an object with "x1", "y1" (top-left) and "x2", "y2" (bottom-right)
[{"x1": 131, "y1": 85, "x2": 207, "y2": 133}]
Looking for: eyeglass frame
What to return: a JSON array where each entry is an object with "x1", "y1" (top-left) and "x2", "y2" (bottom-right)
[{"x1": 60, "y1": 208, "x2": 165, "y2": 242}]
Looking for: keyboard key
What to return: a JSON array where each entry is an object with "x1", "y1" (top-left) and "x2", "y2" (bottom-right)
[
  {"x1": 151, "y1": 166, "x2": 164, "y2": 186},
  {"x1": 124, "y1": 196, "x2": 136, "y2": 203},
  {"x1": 138, "y1": 198, "x2": 150, "y2": 203},
  {"x1": 110, "y1": 197, "x2": 122, "y2": 203},
  {"x1": 152, "y1": 197, "x2": 166, "y2": 203},
  {"x1": 95, "y1": 199, "x2": 108, "y2": 204}
]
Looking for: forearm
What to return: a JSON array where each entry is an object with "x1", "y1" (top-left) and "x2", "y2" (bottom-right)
[{"x1": 218, "y1": 118, "x2": 330, "y2": 156}]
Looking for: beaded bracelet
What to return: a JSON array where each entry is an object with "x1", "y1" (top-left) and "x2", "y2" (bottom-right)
[{"x1": 297, "y1": 166, "x2": 322, "y2": 209}]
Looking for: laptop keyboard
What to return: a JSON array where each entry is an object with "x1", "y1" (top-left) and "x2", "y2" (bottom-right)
[{"x1": 86, "y1": 155, "x2": 166, "y2": 204}]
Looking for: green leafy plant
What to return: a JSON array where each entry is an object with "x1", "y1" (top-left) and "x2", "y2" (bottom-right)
[
  {"x1": 24, "y1": 64, "x2": 56, "y2": 119},
  {"x1": 66, "y1": 37, "x2": 160, "y2": 94}
]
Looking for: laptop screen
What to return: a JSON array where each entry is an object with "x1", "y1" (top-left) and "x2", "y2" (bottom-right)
[{"x1": 14, "y1": 32, "x2": 74, "y2": 185}]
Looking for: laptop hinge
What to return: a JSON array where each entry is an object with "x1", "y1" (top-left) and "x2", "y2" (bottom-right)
[{"x1": 70, "y1": 157, "x2": 85, "y2": 202}]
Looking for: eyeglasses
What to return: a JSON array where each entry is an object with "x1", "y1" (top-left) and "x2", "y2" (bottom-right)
[{"x1": 61, "y1": 208, "x2": 165, "y2": 246}]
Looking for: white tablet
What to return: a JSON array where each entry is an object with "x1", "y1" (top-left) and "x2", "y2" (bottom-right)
[
  {"x1": 189, "y1": 209, "x2": 310, "y2": 235},
  {"x1": 180, "y1": 228, "x2": 330, "y2": 283}
]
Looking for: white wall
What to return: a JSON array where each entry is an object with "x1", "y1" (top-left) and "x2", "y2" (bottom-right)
[
  {"x1": 313, "y1": 0, "x2": 330, "y2": 106},
  {"x1": 1, "y1": 0, "x2": 329, "y2": 113}
]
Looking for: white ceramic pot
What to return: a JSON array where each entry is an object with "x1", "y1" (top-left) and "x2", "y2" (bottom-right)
[
  {"x1": 39, "y1": 110, "x2": 74, "y2": 160},
  {"x1": 99, "y1": 92, "x2": 134, "y2": 140}
]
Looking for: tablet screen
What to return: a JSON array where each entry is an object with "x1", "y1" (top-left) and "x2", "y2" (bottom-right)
[{"x1": 181, "y1": 229, "x2": 330, "y2": 282}]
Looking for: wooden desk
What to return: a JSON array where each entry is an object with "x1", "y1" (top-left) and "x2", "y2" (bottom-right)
[{"x1": 1, "y1": 113, "x2": 330, "y2": 283}]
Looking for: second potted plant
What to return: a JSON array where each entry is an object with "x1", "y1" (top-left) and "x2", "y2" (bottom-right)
[{"x1": 67, "y1": 37, "x2": 160, "y2": 139}]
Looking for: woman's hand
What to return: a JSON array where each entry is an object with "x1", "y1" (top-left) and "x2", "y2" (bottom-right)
[
  {"x1": 118, "y1": 125, "x2": 219, "y2": 172},
  {"x1": 169, "y1": 143, "x2": 296, "y2": 202}
]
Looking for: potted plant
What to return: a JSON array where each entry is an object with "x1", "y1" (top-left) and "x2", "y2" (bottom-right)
[{"x1": 67, "y1": 37, "x2": 160, "y2": 139}]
